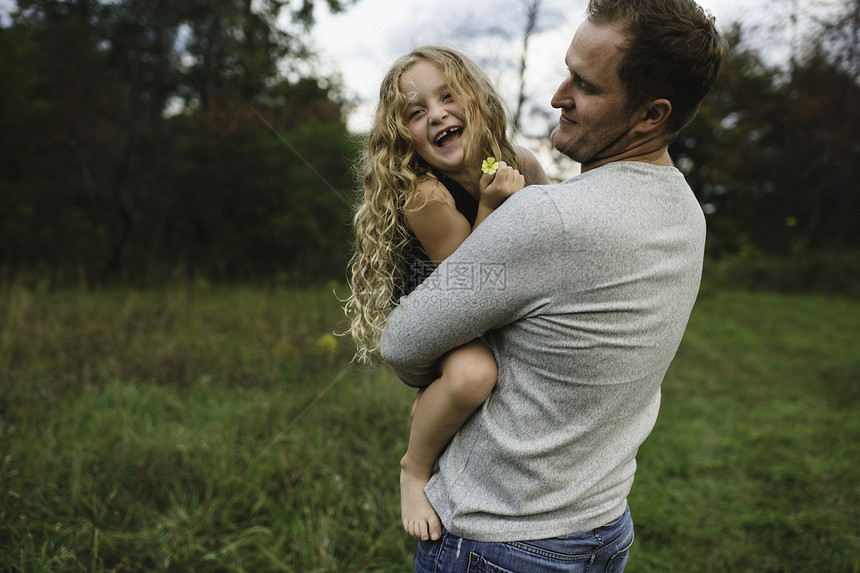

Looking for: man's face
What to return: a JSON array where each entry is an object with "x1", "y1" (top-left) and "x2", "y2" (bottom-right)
[{"x1": 550, "y1": 20, "x2": 641, "y2": 169}]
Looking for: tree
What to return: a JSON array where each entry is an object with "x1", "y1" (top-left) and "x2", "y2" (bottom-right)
[
  {"x1": 809, "y1": 0, "x2": 860, "y2": 82},
  {"x1": 670, "y1": 25, "x2": 787, "y2": 256},
  {"x1": 0, "y1": 0, "x2": 358, "y2": 284},
  {"x1": 672, "y1": 5, "x2": 860, "y2": 258}
]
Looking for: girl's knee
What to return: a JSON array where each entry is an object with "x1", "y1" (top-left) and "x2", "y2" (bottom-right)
[{"x1": 440, "y1": 353, "x2": 497, "y2": 409}]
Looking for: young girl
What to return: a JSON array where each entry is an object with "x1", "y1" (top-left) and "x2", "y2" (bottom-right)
[{"x1": 344, "y1": 46, "x2": 549, "y2": 542}]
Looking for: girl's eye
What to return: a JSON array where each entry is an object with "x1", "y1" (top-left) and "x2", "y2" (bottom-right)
[
  {"x1": 407, "y1": 108, "x2": 424, "y2": 121},
  {"x1": 442, "y1": 92, "x2": 453, "y2": 102}
]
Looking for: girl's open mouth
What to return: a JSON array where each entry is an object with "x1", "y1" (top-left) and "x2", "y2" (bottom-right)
[{"x1": 434, "y1": 127, "x2": 463, "y2": 147}]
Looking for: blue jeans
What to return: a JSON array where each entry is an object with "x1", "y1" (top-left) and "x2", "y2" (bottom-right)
[{"x1": 414, "y1": 506, "x2": 633, "y2": 573}]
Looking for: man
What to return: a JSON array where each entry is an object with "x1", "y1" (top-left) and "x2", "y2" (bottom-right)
[{"x1": 380, "y1": 0, "x2": 727, "y2": 570}]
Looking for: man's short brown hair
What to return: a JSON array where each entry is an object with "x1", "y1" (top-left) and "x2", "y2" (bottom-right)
[{"x1": 587, "y1": 0, "x2": 728, "y2": 137}]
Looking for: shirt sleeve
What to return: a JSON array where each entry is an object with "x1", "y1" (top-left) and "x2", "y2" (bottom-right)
[{"x1": 380, "y1": 187, "x2": 564, "y2": 387}]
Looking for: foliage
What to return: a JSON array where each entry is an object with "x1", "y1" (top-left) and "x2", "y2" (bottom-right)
[
  {"x1": 702, "y1": 250, "x2": 860, "y2": 298},
  {"x1": 671, "y1": 5, "x2": 860, "y2": 258},
  {"x1": 0, "y1": 284, "x2": 857, "y2": 571},
  {"x1": 2, "y1": 0, "x2": 860, "y2": 290},
  {"x1": 0, "y1": 0, "x2": 359, "y2": 285}
]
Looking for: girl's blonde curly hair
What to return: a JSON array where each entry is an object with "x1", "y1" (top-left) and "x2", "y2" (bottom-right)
[{"x1": 344, "y1": 46, "x2": 520, "y2": 365}]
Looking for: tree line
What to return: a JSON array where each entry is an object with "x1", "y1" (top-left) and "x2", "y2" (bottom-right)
[
  {"x1": 1, "y1": 0, "x2": 858, "y2": 287},
  {"x1": 0, "y1": 0, "x2": 358, "y2": 286},
  {"x1": 671, "y1": 0, "x2": 860, "y2": 259}
]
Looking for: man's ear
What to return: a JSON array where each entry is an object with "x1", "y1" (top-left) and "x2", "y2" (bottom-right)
[{"x1": 634, "y1": 99, "x2": 672, "y2": 134}]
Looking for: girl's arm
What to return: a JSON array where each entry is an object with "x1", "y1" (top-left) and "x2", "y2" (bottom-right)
[
  {"x1": 407, "y1": 146, "x2": 547, "y2": 261},
  {"x1": 473, "y1": 147, "x2": 548, "y2": 228},
  {"x1": 405, "y1": 178, "x2": 472, "y2": 263},
  {"x1": 474, "y1": 163, "x2": 526, "y2": 228}
]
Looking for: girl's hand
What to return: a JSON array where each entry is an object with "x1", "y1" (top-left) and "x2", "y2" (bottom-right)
[{"x1": 478, "y1": 161, "x2": 526, "y2": 210}]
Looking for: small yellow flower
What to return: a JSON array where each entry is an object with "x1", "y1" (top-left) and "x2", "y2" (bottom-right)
[
  {"x1": 481, "y1": 157, "x2": 499, "y2": 175},
  {"x1": 314, "y1": 333, "x2": 338, "y2": 355}
]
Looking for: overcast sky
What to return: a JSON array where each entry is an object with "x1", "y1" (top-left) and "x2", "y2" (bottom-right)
[
  {"x1": 306, "y1": 0, "x2": 787, "y2": 133},
  {"x1": 0, "y1": 0, "x2": 815, "y2": 135}
]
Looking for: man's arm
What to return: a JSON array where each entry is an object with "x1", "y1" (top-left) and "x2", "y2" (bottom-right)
[{"x1": 380, "y1": 187, "x2": 561, "y2": 387}]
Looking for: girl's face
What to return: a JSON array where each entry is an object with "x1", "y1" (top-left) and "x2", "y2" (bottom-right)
[{"x1": 399, "y1": 60, "x2": 467, "y2": 177}]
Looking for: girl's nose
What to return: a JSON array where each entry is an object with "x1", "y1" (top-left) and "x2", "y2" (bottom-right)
[{"x1": 428, "y1": 104, "x2": 448, "y2": 123}]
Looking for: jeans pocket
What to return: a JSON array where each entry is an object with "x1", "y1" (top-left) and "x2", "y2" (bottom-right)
[
  {"x1": 601, "y1": 530, "x2": 633, "y2": 573},
  {"x1": 467, "y1": 552, "x2": 516, "y2": 573},
  {"x1": 603, "y1": 546, "x2": 630, "y2": 573},
  {"x1": 469, "y1": 545, "x2": 593, "y2": 573}
]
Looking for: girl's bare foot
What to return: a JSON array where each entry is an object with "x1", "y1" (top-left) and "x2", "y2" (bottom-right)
[{"x1": 400, "y1": 458, "x2": 442, "y2": 541}]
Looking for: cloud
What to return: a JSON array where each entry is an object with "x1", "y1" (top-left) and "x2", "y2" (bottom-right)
[
  {"x1": 310, "y1": 0, "x2": 589, "y2": 132},
  {"x1": 310, "y1": 0, "x2": 765, "y2": 133}
]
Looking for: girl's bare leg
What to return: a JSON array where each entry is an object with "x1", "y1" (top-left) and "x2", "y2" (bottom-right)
[{"x1": 400, "y1": 338, "x2": 497, "y2": 541}]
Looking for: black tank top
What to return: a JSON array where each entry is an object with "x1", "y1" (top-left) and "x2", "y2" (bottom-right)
[{"x1": 400, "y1": 174, "x2": 478, "y2": 298}]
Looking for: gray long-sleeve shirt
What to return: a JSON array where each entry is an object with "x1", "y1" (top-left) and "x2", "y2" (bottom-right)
[{"x1": 380, "y1": 161, "x2": 706, "y2": 542}]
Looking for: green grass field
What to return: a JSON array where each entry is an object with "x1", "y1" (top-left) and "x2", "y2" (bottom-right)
[{"x1": 1, "y1": 282, "x2": 857, "y2": 572}]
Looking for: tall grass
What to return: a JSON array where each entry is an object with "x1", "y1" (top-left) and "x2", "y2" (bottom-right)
[
  {"x1": 0, "y1": 282, "x2": 857, "y2": 571},
  {"x1": 1, "y1": 283, "x2": 414, "y2": 571},
  {"x1": 633, "y1": 286, "x2": 859, "y2": 572}
]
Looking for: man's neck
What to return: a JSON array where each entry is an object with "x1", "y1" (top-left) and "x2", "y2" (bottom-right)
[{"x1": 581, "y1": 144, "x2": 672, "y2": 173}]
